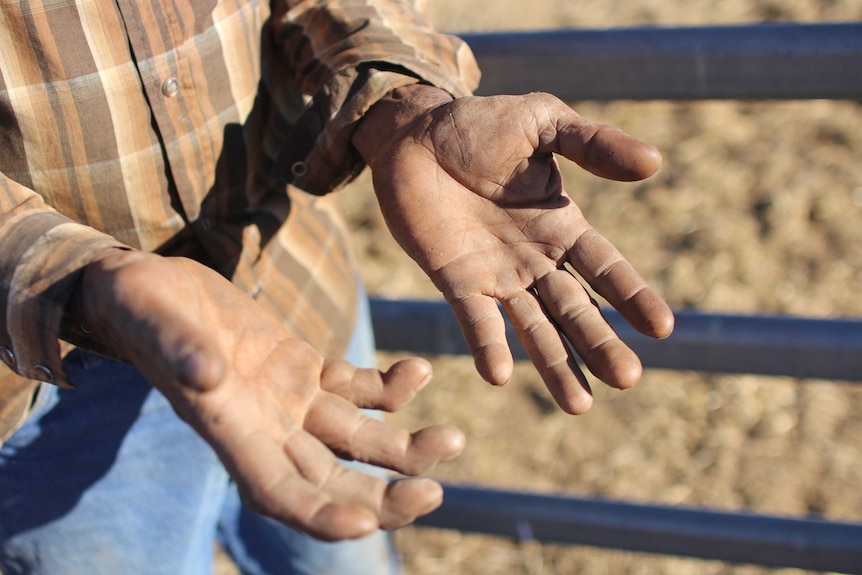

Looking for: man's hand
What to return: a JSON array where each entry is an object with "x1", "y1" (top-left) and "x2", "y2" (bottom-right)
[
  {"x1": 354, "y1": 86, "x2": 674, "y2": 415},
  {"x1": 73, "y1": 249, "x2": 465, "y2": 541}
]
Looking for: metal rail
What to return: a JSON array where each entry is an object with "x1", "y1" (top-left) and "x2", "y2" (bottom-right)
[
  {"x1": 461, "y1": 22, "x2": 862, "y2": 100},
  {"x1": 370, "y1": 298, "x2": 862, "y2": 382},
  {"x1": 371, "y1": 298, "x2": 862, "y2": 570},
  {"x1": 415, "y1": 484, "x2": 862, "y2": 574},
  {"x1": 372, "y1": 21, "x2": 862, "y2": 571}
]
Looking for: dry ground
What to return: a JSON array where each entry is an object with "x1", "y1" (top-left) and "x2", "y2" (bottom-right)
[
  {"x1": 344, "y1": 2, "x2": 862, "y2": 574},
  {"x1": 221, "y1": 1, "x2": 862, "y2": 574}
]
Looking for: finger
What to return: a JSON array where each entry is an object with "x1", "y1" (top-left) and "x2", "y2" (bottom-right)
[
  {"x1": 216, "y1": 423, "x2": 379, "y2": 541},
  {"x1": 448, "y1": 293, "x2": 513, "y2": 386},
  {"x1": 535, "y1": 269, "x2": 642, "y2": 389},
  {"x1": 501, "y1": 289, "x2": 593, "y2": 414},
  {"x1": 319, "y1": 357, "x2": 434, "y2": 411},
  {"x1": 305, "y1": 392, "x2": 465, "y2": 475},
  {"x1": 284, "y1": 435, "x2": 446, "y2": 530},
  {"x1": 379, "y1": 478, "x2": 444, "y2": 530},
  {"x1": 528, "y1": 93, "x2": 662, "y2": 182},
  {"x1": 568, "y1": 227, "x2": 675, "y2": 339},
  {"x1": 310, "y1": 465, "x2": 445, "y2": 530}
]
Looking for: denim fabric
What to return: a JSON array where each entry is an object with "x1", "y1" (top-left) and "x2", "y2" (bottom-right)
[{"x1": 0, "y1": 293, "x2": 399, "y2": 575}]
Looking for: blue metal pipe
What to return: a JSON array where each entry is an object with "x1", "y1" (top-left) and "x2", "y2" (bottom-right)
[
  {"x1": 416, "y1": 484, "x2": 862, "y2": 573},
  {"x1": 459, "y1": 22, "x2": 862, "y2": 100},
  {"x1": 369, "y1": 298, "x2": 862, "y2": 381}
]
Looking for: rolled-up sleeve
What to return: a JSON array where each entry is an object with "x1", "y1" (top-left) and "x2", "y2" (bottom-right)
[
  {"x1": 1, "y1": 175, "x2": 126, "y2": 388},
  {"x1": 269, "y1": 0, "x2": 481, "y2": 194}
]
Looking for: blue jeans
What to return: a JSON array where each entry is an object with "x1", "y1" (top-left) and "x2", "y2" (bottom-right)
[{"x1": 0, "y1": 294, "x2": 399, "y2": 575}]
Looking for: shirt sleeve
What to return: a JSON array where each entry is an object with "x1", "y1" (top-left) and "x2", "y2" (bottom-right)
[
  {"x1": 0, "y1": 174, "x2": 127, "y2": 388},
  {"x1": 268, "y1": 0, "x2": 481, "y2": 195}
]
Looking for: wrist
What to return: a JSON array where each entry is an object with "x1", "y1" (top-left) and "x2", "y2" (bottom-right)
[
  {"x1": 352, "y1": 84, "x2": 454, "y2": 166},
  {"x1": 68, "y1": 247, "x2": 143, "y2": 338}
]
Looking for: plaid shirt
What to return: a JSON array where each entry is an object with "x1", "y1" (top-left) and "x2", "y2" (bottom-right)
[{"x1": 0, "y1": 0, "x2": 479, "y2": 442}]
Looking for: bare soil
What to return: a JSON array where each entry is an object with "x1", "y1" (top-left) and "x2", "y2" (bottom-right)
[
  {"x1": 220, "y1": 2, "x2": 862, "y2": 574},
  {"x1": 343, "y1": 2, "x2": 862, "y2": 574}
]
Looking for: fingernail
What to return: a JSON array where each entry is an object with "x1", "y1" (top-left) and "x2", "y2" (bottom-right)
[
  {"x1": 407, "y1": 357, "x2": 433, "y2": 391},
  {"x1": 417, "y1": 367, "x2": 433, "y2": 391}
]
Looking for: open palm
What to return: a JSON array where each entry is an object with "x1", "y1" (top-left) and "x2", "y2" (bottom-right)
[
  {"x1": 359, "y1": 89, "x2": 674, "y2": 414},
  {"x1": 75, "y1": 249, "x2": 465, "y2": 541}
]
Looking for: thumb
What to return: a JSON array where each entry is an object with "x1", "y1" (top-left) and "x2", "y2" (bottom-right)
[
  {"x1": 165, "y1": 332, "x2": 226, "y2": 392},
  {"x1": 532, "y1": 93, "x2": 662, "y2": 181},
  {"x1": 119, "y1": 305, "x2": 227, "y2": 395},
  {"x1": 116, "y1": 272, "x2": 227, "y2": 393},
  {"x1": 79, "y1": 250, "x2": 228, "y2": 394}
]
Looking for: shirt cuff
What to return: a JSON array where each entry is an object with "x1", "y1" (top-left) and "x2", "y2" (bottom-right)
[
  {"x1": 274, "y1": 46, "x2": 480, "y2": 195},
  {"x1": 1, "y1": 211, "x2": 126, "y2": 388},
  {"x1": 273, "y1": 66, "x2": 425, "y2": 195}
]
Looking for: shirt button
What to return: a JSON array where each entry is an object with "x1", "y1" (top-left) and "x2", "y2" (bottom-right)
[
  {"x1": 34, "y1": 364, "x2": 54, "y2": 383},
  {"x1": 161, "y1": 77, "x2": 180, "y2": 98},
  {"x1": 290, "y1": 161, "x2": 308, "y2": 178},
  {"x1": 0, "y1": 346, "x2": 14, "y2": 368},
  {"x1": 250, "y1": 283, "x2": 262, "y2": 299}
]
